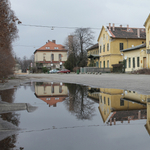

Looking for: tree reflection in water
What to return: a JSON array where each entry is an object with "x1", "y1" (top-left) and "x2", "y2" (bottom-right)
[
  {"x1": 0, "y1": 88, "x2": 20, "y2": 149},
  {"x1": 64, "y1": 83, "x2": 96, "y2": 120}
]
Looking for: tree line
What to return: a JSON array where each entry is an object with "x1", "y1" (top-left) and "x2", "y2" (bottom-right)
[{"x1": 0, "y1": 0, "x2": 21, "y2": 81}]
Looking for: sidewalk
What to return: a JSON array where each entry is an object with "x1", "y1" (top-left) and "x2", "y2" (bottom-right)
[{"x1": 0, "y1": 73, "x2": 150, "y2": 94}]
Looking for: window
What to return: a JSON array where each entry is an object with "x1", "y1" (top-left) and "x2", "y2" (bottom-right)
[
  {"x1": 46, "y1": 47, "x2": 50, "y2": 49},
  {"x1": 103, "y1": 61, "x2": 105, "y2": 68},
  {"x1": 133, "y1": 57, "x2": 135, "y2": 68},
  {"x1": 108, "y1": 98, "x2": 110, "y2": 106},
  {"x1": 43, "y1": 56, "x2": 45, "y2": 61},
  {"x1": 100, "y1": 46, "x2": 101, "y2": 53},
  {"x1": 103, "y1": 34, "x2": 105, "y2": 40},
  {"x1": 100, "y1": 61, "x2": 102, "y2": 68},
  {"x1": 96, "y1": 62, "x2": 98, "y2": 67},
  {"x1": 129, "y1": 58, "x2": 131, "y2": 68},
  {"x1": 100, "y1": 95, "x2": 102, "y2": 103},
  {"x1": 120, "y1": 99, "x2": 124, "y2": 106},
  {"x1": 59, "y1": 86, "x2": 62, "y2": 93},
  {"x1": 107, "y1": 43, "x2": 109, "y2": 51},
  {"x1": 120, "y1": 43, "x2": 124, "y2": 50},
  {"x1": 59, "y1": 54, "x2": 61, "y2": 61},
  {"x1": 107, "y1": 60, "x2": 109, "y2": 68},
  {"x1": 51, "y1": 85, "x2": 54, "y2": 93},
  {"x1": 104, "y1": 109, "x2": 106, "y2": 115},
  {"x1": 104, "y1": 97, "x2": 106, "y2": 104},
  {"x1": 43, "y1": 53, "x2": 46, "y2": 61},
  {"x1": 51, "y1": 54, "x2": 54, "y2": 61},
  {"x1": 54, "y1": 47, "x2": 58, "y2": 49},
  {"x1": 103, "y1": 44, "x2": 105, "y2": 52},
  {"x1": 137, "y1": 57, "x2": 140, "y2": 67}
]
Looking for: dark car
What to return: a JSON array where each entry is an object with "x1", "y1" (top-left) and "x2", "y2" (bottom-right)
[{"x1": 58, "y1": 69, "x2": 70, "y2": 73}]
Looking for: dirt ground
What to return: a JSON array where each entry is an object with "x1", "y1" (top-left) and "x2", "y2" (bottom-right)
[{"x1": 0, "y1": 73, "x2": 150, "y2": 94}]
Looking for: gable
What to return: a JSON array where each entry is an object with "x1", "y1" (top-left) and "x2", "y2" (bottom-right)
[
  {"x1": 97, "y1": 26, "x2": 111, "y2": 42},
  {"x1": 144, "y1": 14, "x2": 150, "y2": 27}
]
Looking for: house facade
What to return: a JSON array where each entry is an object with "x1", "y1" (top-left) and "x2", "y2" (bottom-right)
[
  {"x1": 34, "y1": 40, "x2": 68, "y2": 70},
  {"x1": 120, "y1": 14, "x2": 150, "y2": 72},
  {"x1": 121, "y1": 43, "x2": 146, "y2": 72},
  {"x1": 97, "y1": 24, "x2": 146, "y2": 69},
  {"x1": 34, "y1": 82, "x2": 68, "y2": 107},
  {"x1": 98, "y1": 88, "x2": 147, "y2": 124},
  {"x1": 87, "y1": 43, "x2": 99, "y2": 67}
]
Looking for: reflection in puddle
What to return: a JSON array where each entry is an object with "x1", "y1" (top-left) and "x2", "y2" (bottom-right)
[
  {"x1": 0, "y1": 82, "x2": 150, "y2": 149},
  {"x1": 34, "y1": 82, "x2": 68, "y2": 107}
]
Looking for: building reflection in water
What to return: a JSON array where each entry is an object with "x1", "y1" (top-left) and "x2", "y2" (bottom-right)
[
  {"x1": 34, "y1": 82, "x2": 68, "y2": 107},
  {"x1": 88, "y1": 87, "x2": 150, "y2": 135}
]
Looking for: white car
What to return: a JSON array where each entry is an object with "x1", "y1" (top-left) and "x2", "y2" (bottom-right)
[{"x1": 49, "y1": 69, "x2": 59, "y2": 73}]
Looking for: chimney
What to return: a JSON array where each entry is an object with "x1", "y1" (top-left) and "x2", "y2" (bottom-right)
[
  {"x1": 52, "y1": 40, "x2": 56, "y2": 44},
  {"x1": 109, "y1": 23, "x2": 111, "y2": 30},
  {"x1": 113, "y1": 23, "x2": 115, "y2": 31},
  {"x1": 137, "y1": 28, "x2": 140, "y2": 38},
  {"x1": 120, "y1": 25, "x2": 122, "y2": 28},
  {"x1": 127, "y1": 24, "x2": 129, "y2": 31},
  {"x1": 48, "y1": 40, "x2": 50, "y2": 42}
]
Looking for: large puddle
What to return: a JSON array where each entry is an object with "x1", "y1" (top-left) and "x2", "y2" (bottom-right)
[{"x1": 0, "y1": 82, "x2": 150, "y2": 150}]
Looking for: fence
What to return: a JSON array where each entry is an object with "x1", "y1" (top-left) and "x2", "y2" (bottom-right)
[{"x1": 80, "y1": 67, "x2": 112, "y2": 73}]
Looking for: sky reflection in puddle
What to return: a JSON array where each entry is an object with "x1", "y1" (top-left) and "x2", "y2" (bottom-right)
[{"x1": 0, "y1": 82, "x2": 150, "y2": 150}]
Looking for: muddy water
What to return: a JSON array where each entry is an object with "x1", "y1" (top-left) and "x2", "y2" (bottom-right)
[{"x1": 0, "y1": 82, "x2": 150, "y2": 150}]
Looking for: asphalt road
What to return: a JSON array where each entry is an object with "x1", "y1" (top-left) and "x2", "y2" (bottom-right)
[{"x1": 0, "y1": 73, "x2": 150, "y2": 94}]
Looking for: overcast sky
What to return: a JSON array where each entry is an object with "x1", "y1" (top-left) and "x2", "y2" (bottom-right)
[{"x1": 10, "y1": 0, "x2": 150, "y2": 59}]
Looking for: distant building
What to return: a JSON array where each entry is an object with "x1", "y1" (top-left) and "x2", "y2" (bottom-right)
[
  {"x1": 34, "y1": 82, "x2": 68, "y2": 107},
  {"x1": 34, "y1": 40, "x2": 68, "y2": 70},
  {"x1": 87, "y1": 43, "x2": 99, "y2": 67}
]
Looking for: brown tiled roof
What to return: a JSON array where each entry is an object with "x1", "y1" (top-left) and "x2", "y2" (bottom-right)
[
  {"x1": 34, "y1": 40, "x2": 67, "y2": 53},
  {"x1": 87, "y1": 43, "x2": 98, "y2": 51},
  {"x1": 107, "y1": 26, "x2": 146, "y2": 39}
]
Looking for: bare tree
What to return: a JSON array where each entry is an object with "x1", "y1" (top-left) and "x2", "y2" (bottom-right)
[
  {"x1": 64, "y1": 28, "x2": 94, "y2": 70},
  {"x1": 15, "y1": 55, "x2": 34, "y2": 72},
  {"x1": 0, "y1": 0, "x2": 21, "y2": 81},
  {"x1": 64, "y1": 83, "x2": 96, "y2": 120},
  {"x1": 75, "y1": 28, "x2": 94, "y2": 57}
]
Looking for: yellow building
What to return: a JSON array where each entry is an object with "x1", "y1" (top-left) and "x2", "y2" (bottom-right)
[
  {"x1": 120, "y1": 14, "x2": 150, "y2": 72},
  {"x1": 98, "y1": 88, "x2": 147, "y2": 123},
  {"x1": 97, "y1": 24, "x2": 146, "y2": 69},
  {"x1": 145, "y1": 99, "x2": 150, "y2": 135},
  {"x1": 87, "y1": 43, "x2": 99, "y2": 67},
  {"x1": 34, "y1": 40, "x2": 68, "y2": 70},
  {"x1": 121, "y1": 43, "x2": 147, "y2": 72}
]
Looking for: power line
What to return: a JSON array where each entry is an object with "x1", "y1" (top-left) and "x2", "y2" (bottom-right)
[
  {"x1": 13, "y1": 44, "x2": 40, "y2": 48},
  {"x1": 19, "y1": 23, "x2": 101, "y2": 30}
]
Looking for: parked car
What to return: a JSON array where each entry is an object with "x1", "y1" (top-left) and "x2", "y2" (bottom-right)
[
  {"x1": 58, "y1": 69, "x2": 70, "y2": 73},
  {"x1": 49, "y1": 69, "x2": 59, "y2": 73}
]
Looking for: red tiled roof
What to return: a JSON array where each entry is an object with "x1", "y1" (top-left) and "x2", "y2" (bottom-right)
[
  {"x1": 107, "y1": 26, "x2": 146, "y2": 39},
  {"x1": 34, "y1": 40, "x2": 67, "y2": 53}
]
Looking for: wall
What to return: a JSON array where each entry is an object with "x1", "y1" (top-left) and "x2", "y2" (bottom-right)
[
  {"x1": 34, "y1": 51, "x2": 67, "y2": 62},
  {"x1": 123, "y1": 48, "x2": 150, "y2": 72}
]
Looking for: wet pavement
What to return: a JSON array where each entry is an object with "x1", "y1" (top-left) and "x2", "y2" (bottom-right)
[{"x1": 0, "y1": 82, "x2": 150, "y2": 150}]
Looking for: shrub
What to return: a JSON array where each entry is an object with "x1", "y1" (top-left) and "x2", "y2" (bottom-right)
[{"x1": 42, "y1": 67, "x2": 49, "y2": 73}]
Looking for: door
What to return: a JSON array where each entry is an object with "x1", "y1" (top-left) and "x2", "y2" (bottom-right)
[{"x1": 143, "y1": 57, "x2": 147, "y2": 68}]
